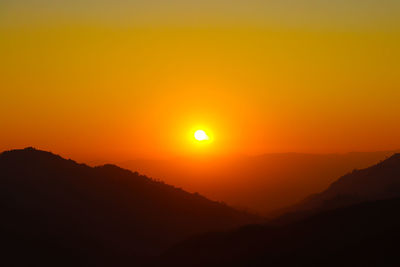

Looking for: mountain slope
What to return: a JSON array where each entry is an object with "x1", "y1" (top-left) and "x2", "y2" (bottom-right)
[
  {"x1": 286, "y1": 153, "x2": 400, "y2": 214},
  {"x1": 0, "y1": 148, "x2": 260, "y2": 266}
]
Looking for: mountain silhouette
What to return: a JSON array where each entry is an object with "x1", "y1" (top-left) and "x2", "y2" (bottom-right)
[
  {"x1": 160, "y1": 153, "x2": 400, "y2": 266},
  {"x1": 0, "y1": 148, "x2": 260, "y2": 267}
]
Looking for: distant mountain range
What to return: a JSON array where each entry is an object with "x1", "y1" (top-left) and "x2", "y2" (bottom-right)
[
  {"x1": 120, "y1": 150, "x2": 400, "y2": 214},
  {"x1": 276, "y1": 153, "x2": 400, "y2": 221},
  {"x1": 0, "y1": 148, "x2": 259, "y2": 267},
  {"x1": 161, "y1": 153, "x2": 400, "y2": 266}
]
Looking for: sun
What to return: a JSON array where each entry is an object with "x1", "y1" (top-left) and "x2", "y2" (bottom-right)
[{"x1": 194, "y1": 130, "x2": 209, "y2": 141}]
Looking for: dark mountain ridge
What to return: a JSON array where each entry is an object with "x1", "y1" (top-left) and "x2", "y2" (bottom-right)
[{"x1": 0, "y1": 147, "x2": 260, "y2": 266}]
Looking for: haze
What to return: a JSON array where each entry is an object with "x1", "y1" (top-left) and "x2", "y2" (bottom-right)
[{"x1": 2, "y1": 2, "x2": 400, "y2": 265}]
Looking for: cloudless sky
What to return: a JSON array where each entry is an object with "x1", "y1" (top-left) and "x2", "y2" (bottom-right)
[{"x1": 1, "y1": 0, "x2": 399, "y2": 161}]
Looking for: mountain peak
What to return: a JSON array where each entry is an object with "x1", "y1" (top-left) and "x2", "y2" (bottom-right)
[
  {"x1": 2, "y1": 147, "x2": 59, "y2": 157},
  {"x1": 0, "y1": 147, "x2": 80, "y2": 168}
]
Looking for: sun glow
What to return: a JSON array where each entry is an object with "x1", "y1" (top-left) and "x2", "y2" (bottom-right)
[{"x1": 194, "y1": 130, "x2": 209, "y2": 141}]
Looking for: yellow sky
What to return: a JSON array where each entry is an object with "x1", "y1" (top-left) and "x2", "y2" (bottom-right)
[{"x1": 1, "y1": 1, "x2": 400, "y2": 161}]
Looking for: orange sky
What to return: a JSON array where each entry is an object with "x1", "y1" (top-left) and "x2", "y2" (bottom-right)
[{"x1": 1, "y1": 1, "x2": 400, "y2": 162}]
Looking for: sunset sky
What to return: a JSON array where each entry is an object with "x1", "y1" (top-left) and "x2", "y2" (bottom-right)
[{"x1": 1, "y1": 0, "x2": 400, "y2": 162}]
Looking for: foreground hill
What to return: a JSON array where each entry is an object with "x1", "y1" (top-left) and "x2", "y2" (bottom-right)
[
  {"x1": 161, "y1": 197, "x2": 400, "y2": 266},
  {"x1": 0, "y1": 148, "x2": 259, "y2": 266},
  {"x1": 120, "y1": 151, "x2": 398, "y2": 214},
  {"x1": 161, "y1": 154, "x2": 400, "y2": 266}
]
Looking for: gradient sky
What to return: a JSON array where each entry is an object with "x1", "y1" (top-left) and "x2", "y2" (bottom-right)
[{"x1": 1, "y1": 0, "x2": 400, "y2": 161}]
